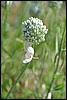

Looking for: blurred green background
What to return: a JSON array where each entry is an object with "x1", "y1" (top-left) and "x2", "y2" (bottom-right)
[{"x1": 1, "y1": 1, "x2": 66, "y2": 99}]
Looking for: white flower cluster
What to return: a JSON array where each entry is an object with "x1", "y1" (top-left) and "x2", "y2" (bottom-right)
[{"x1": 22, "y1": 17, "x2": 48, "y2": 44}]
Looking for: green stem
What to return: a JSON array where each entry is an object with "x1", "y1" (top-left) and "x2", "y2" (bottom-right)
[
  {"x1": 5, "y1": 64, "x2": 29, "y2": 99},
  {"x1": 2, "y1": 47, "x2": 12, "y2": 58},
  {"x1": 45, "y1": 25, "x2": 65, "y2": 99},
  {"x1": 2, "y1": 4, "x2": 8, "y2": 33}
]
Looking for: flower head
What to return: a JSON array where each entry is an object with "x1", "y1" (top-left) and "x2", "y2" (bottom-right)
[{"x1": 22, "y1": 17, "x2": 48, "y2": 45}]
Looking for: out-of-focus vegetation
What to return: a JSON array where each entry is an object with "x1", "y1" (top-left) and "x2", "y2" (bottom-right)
[{"x1": 1, "y1": 1, "x2": 66, "y2": 99}]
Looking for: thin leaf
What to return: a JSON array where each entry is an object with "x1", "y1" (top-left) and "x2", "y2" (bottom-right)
[
  {"x1": 54, "y1": 72, "x2": 63, "y2": 79},
  {"x1": 54, "y1": 83, "x2": 64, "y2": 90},
  {"x1": 2, "y1": 47, "x2": 12, "y2": 58},
  {"x1": 5, "y1": 63, "x2": 30, "y2": 99},
  {"x1": 16, "y1": 38, "x2": 23, "y2": 44}
]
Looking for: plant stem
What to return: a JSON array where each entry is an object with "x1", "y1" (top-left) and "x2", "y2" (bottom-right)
[
  {"x1": 45, "y1": 26, "x2": 65, "y2": 99},
  {"x1": 5, "y1": 64, "x2": 29, "y2": 99},
  {"x1": 2, "y1": 3, "x2": 8, "y2": 34}
]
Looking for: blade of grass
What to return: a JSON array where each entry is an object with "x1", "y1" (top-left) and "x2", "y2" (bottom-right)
[
  {"x1": 2, "y1": 47, "x2": 12, "y2": 58},
  {"x1": 5, "y1": 63, "x2": 30, "y2": 99},
  {"x1": 45, "y1": 24, "x2": 66, "y2": 99},
  {"x1": 16, "y1": 38, "x2": 23, "y2": 44}
]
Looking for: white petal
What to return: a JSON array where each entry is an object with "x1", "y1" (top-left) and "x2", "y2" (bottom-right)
[
  {"x1": 47, "y1": 92, "x2": 52, "y2": 99},
  {"x1": 23, "y1": 52, "x2": 33, "y2": 63},
  {"x1": 23, "y1": 58, "x2": 32, "y2": 63},
  {"x1": 23, "y1": 46, "x2": 34, "y2": 63},
  {"x1": 25, "y1": 53, "x2": 33, "y2": 59},
  {"x1": 26, "y1": 47, "x2": 34, "y2": 55}
]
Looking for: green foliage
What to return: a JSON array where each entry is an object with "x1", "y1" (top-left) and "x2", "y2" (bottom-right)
[
  {"x1": 54, "y1": 83, "x2": 64, "y2": 90},
  {"x1": 1, "y1": 1, "x2": 66, "y2": 99},
  {"x1": 54, "y1": 72, "x2": 63, "y2": 79}
]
